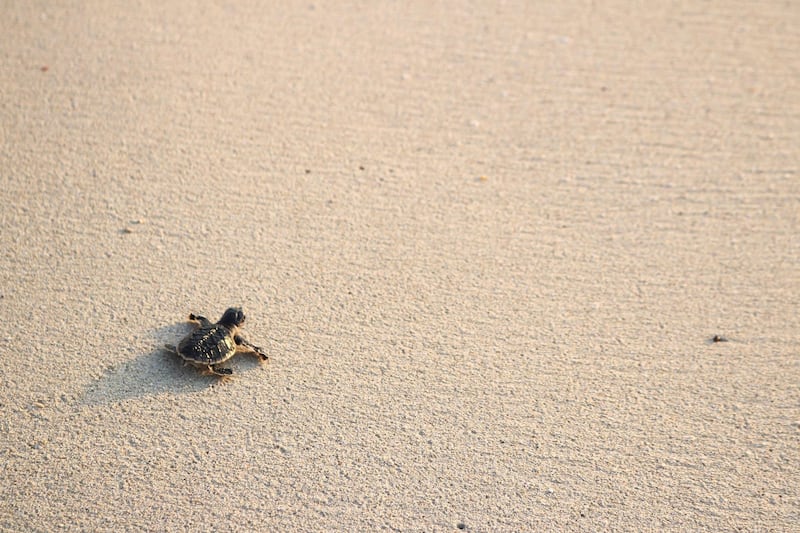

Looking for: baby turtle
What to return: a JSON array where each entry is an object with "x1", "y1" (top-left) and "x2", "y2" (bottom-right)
[{"x1": 165, "y1": 307, "x2": 268, "y2": 377}]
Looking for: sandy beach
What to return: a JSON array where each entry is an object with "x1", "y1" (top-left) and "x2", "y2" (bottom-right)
[{"x1": 1, "y1": 1, "x2": 798, "y2": 530}]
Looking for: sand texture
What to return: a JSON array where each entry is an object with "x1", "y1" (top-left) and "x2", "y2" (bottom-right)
[{"x1": 1, "y1": 1, "x2": 798, "y2": 531}]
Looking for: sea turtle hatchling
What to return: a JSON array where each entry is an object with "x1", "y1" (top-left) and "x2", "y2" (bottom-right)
[{"x1": 165, "y1": 307, "x2": 268, "y2": 377}]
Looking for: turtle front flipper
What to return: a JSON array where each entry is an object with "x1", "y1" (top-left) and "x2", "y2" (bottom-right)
[
  {"x1": 234, "y1": 334, "x2": 269, "y2": 361},
  {"x1": 188, "y1": 313, "x2": 213, "y2": 327}
]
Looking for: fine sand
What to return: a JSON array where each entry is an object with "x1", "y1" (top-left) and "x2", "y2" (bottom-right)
[{"x1": 1, "y1": 1, "x2": 798, "y2": 531}]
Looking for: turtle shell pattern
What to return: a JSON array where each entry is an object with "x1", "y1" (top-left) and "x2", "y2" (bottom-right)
[{"x1": 177, "y1": 323, "x2": 237, "y2": 365}]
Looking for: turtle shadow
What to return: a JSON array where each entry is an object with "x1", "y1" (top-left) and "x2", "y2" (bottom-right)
[{"x1": 80, "y1": 322, "x2": 266, "y2": 406}]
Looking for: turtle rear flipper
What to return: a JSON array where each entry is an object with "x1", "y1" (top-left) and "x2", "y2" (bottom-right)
[{"x1": 208, "y1": 365, "x2": 233, "y2": 376}]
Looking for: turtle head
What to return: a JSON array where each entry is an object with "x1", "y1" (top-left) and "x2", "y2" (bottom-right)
[{"x1": 219, "y1": 307, "x2": 245, "y2": 327}]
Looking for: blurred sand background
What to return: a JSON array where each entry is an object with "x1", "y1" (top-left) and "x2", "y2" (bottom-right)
[{"x1": 1, "y1": 1, "x2": 798, "y2": 531}]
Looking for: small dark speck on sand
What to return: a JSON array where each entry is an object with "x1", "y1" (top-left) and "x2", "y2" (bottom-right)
[
  {"x1": 456, "y1": 523, "x2": 466, "y2": 530},
  {"x1": 712, "y1": 334, "x2": 728, "y2": 343}
]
